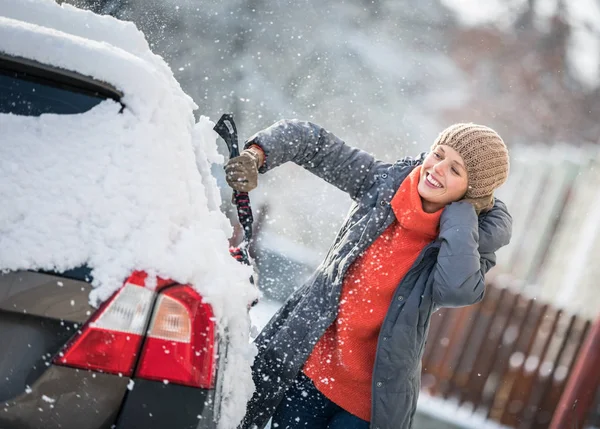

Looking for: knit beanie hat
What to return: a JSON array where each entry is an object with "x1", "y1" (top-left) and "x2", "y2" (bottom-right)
[{"x1": 430, "y1": 123, "x2": 509, "y2": 199}]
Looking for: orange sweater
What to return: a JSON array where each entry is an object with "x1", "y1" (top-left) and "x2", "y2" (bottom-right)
[{"x1": 303, "y1": 166, "x2": 442, "y2": 421}]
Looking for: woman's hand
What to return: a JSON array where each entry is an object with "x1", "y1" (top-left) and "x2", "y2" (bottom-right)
[
  {"x1": 461, "y1": 194, "x2": 494, "y2": 214},
  {"x1": 224, "y1": 146, "x2": 264, "y2": 192}
]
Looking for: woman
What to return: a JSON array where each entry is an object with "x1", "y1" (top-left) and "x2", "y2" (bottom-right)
[{"x1": 225, "y1": 121, "x2": 512, "y2": 429}]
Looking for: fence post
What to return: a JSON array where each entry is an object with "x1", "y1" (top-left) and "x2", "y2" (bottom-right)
[{"x1": 550, "y1": 317, "x2": 600, "y2": 429}]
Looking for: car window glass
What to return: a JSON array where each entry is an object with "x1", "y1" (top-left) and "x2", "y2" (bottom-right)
[
  {"x1": 36, "y1": 265, "x2": 94, "y2": 283},
  {"x1": 0, "y1": 70, "x2": 106, "y2": 116}
]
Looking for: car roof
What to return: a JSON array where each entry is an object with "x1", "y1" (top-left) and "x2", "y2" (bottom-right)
[
  {"x1": 0, "y1": 0, "x2": 194, "y2": 112},
  {"x1": 0, "y1": 0, "x2": 151, "y2": 62}
]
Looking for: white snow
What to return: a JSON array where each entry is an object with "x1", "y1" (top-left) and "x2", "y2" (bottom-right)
[
  {"x1": 41, "y1": 395, "x2": 55, "y2": 404},
  {"x1": 0, "y1": 1, "x2": 257, "y2": 427},
  {"x1": 249, "y1": 298, "x2": 282, "y2": 339},
  {"x1": 417, "y1": 393, "x2": 512, "y2": 429}
]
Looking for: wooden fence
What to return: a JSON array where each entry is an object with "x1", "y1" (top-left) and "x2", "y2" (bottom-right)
[
  {"x1": 493, "y1": 146, "x2": 600, "y2": 321},
  {"x1": 421, "y1": 281, "x2": 598, "y2": 428}
]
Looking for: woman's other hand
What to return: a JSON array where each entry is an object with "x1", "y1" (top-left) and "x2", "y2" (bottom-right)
[{"x1": 461, "y1": 194, "x2": 494, "y2": 214}]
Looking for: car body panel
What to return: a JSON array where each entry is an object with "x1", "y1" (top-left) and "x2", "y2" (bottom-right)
[
  {"x1": 115, "y1": 379, "x2": 215, "y2": 429},
  {"x1": 0, "y1": 270, "x2": 222, "y2": 429},
  {"x1": 0, "y1": 366, "x2": 128, "y2": 429},
  {"x1": 0, "y1": 272, "x2": 94, "y2": 405},
  {"x1": 0, "y1": 271, "x2": 94, "y2": 324}
]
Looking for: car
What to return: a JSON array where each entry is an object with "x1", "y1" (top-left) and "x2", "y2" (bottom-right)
[
  {"x1": 0, "y1": 268, "x2": 222, "y2": 429},
  {"x1": 0, "y1": 1, "x2": 255, "y2": 428}
]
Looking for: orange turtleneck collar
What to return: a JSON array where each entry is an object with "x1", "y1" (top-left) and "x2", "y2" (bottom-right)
[{"x1": 391, "y1": 165, "x2": 442, "y2": 239}]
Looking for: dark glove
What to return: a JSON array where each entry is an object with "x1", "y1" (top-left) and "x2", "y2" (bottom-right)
[{"x1": 224, "y1": 148, "x2": 262, "y2": 192}]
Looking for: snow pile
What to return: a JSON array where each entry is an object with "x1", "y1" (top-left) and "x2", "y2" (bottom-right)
[{"x1": 0, "y1": 0, "x2": 256, "y2": 426}]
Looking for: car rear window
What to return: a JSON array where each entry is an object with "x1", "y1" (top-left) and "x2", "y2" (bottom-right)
[
  {"x1": 37, "y1": 265, "x2": 94, "y2": 283},
  {"x1": 0, "y1": 69, "x2": 107, "y2": 116}
]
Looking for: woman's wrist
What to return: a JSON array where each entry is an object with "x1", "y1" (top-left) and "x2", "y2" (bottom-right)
[{"x1": 246, "y1": 144, "x2": 265, "y2": 168}]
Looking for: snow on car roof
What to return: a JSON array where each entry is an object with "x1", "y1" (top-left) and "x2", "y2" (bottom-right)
[
  {"x1": 0, "y1": 0, "x2": 188, "y2": 114},
  {"x1": 0, "y1": 0, "x2": 150, "y2": 59},
  {"x1": 0, "y1": 1, "x2": 256, "y2": 426}
]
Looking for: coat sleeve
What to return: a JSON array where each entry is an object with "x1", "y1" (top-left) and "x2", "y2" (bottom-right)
[
  {"x1": 431, "y1": 199, "x2": 512, "y2": 308},
  {"x1": 243, "y1": 119, "x2": 390, "y2": 201}
]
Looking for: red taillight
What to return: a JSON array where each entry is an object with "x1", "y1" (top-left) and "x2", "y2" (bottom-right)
[
  {"x1": 136, "y1": 285, "x2": 216, "y2": 389},
  {"x1": 55, "y1": 277, "x2": 154, "y2": 376},
  {"x1": 54, "y1": 272, "x2": 216, "y2": 389}
]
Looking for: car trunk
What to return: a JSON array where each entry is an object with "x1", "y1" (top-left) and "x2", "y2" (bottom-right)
[
  {"x1": 0, "y1": 270, "x2": 132, "y2": 429},
  {"x1": 0, "y1": 270, "x2": 96, "y2": 401}
]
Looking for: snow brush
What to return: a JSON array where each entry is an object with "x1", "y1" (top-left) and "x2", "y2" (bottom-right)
[
  {"x1": 214, "y1": 113, "x2": 254, "y2": 253},
  {"x1": 214, "y1": 114, "x2": 258, "y2": 306}
]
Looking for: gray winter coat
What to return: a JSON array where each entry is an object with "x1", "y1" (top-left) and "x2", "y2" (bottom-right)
[{"x1": 239, "y1": 120, "x2": 512, "y2": 429}]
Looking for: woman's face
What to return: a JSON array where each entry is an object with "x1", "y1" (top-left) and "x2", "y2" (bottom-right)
[{"x1": 418, "y1": 145, "x2": 469, "y2": 213}]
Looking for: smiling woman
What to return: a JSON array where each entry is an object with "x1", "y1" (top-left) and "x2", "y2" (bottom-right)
[
  {"x1": 224, "y1": 119, "x2": 512, "y2": 429},
  {"x1": 418, "y1": 123, "x2": 509, "y2": 214},
  {"x1": 418, "y1": 146, "x2": 469, "y2": 213}
]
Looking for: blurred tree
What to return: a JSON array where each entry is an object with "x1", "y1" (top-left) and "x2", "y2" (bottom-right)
[{"x1": 442, "y1": 0, "x2": 600, "y2": 144}]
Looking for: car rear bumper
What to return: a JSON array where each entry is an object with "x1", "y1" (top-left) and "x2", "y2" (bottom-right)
[
  {"x1": 0, "y1": 367, "x2": 218, "y2": 429},
  {"x1": 115, "y1": 378, "x2": 216, "y2": 429},
  {"x1": 0, "y1": 365, "x2": 128, "y2": 429}
]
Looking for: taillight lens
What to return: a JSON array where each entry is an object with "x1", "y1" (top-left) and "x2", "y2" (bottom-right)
[
  {"x1": 136, "y1": 285, "x2": 216, "y2": 389},
  {"x1": 54, "y1": 272, "x2": 216, "y2": 389},
  {"x1": 55, "y1": 278, "x2": 154, "y2": 375}
]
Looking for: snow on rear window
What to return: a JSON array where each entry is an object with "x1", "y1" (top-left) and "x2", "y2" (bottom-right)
[{"x1": 0, "y1": 1, "x2": 257, "y2": 427}]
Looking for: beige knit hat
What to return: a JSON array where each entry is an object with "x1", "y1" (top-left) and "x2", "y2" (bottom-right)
[{"x1": 430, "y1": 123, "x2": 509, "y2": 199}]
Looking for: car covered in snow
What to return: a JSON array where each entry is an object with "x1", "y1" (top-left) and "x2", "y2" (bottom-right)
[{"x1": 0, "y1": 1, "x2": 256, "y2": 429}]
